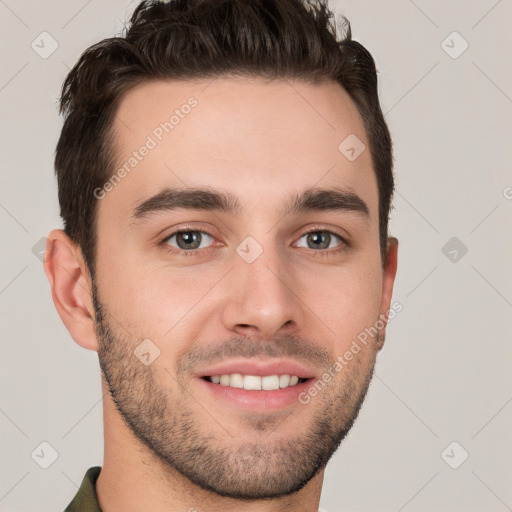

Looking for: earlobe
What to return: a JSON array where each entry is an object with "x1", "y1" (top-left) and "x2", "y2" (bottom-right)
[
  {"x1": 43, "y1": 229, "x2": 99, "y2": 352},
  {"x1": 376, "y1": 236, "x2": 399, "y2": 350}
]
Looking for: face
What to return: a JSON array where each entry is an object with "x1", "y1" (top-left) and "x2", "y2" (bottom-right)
[{"x1": 92, "y1": 77, "x2": 395, "y2": 499}]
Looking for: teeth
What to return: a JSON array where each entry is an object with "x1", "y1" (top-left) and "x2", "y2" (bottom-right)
[
  {"x1": 230, "y1": 373, "x2": 244, "y2": 388},
  {"x1": 262, "y1": 375, "x2": 280, "y2": 390},
  {"x1": 279, "y1": 374, "x2": 290, "y2": 388},
  {"x1": 209, "y1": 373, "x2": 303, "y2": 390},
  {"x1": 244, "y1": 375, "x2": 261, "y2": 390}
]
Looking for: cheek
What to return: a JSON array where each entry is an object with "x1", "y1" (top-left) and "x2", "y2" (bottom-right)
[
  {"x1": 100, "y1": 260, "x2": 220, "y2": 347},
  {"x1": 304, "y1": 264, "x2": 382, "y2": 353}
]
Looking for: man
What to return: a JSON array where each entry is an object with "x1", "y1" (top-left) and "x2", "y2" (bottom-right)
[{"x1": 44, "y1": 0, "x2": 398, "y2": 510}]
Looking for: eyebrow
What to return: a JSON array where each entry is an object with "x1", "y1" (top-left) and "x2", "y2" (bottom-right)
[{"x1": 130, "y1": 186, "x2": 370, "y2": 224}]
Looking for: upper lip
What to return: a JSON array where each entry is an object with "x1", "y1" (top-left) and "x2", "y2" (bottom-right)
[{"x1": 195, "y1": 359, "x2": 316, "y2": 379}]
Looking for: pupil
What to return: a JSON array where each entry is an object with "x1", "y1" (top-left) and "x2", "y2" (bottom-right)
[
  {"x1": 309, "y1": 231, "x2": 328, "y2": 249},
  {"x1": 178, "y1": 231, "x2": 200, "y2": 250}
]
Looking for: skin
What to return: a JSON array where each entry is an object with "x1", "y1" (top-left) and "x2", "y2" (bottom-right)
[{"x1": 44, "y1": 77, "x2": 398, "y2": 512}]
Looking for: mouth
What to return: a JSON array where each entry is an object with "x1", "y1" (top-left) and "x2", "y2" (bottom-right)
[
  {"x1": 201, "y1": 374, "x2": 309, "y2": 390},
  {"x1": 195, "y1": 360, "x2": 316, "y2": 412}
]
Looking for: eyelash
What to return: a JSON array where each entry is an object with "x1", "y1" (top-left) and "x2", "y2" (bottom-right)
[{"x1": 159, "y1": 225, "x2": 349, "y2": 258}]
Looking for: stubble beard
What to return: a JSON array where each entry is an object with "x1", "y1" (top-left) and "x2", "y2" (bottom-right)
[{"x1": 92, "y1": 279, "x2": 377, "y2": 500}]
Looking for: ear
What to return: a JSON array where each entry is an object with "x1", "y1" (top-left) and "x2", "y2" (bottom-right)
[
  {"x1": 43, "y1": 229, "x2": 99, "y2": 352},
  {"x1": 376, "y1": 237, "x2": 399, "y2": 350}
]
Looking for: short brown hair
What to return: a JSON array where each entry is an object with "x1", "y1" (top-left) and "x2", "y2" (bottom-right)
[{"x1": 55, "y1": 0, "x2": 393, "y2": 277}]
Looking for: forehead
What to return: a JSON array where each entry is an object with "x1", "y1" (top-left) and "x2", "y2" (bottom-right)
[{"x1": 100, "y1": 77, "x2": 378, "y2": 227}]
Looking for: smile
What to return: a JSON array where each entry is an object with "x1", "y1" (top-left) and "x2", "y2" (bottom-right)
[{"x1": 203, "y1": 374, "x2": 307, "y2": 390}]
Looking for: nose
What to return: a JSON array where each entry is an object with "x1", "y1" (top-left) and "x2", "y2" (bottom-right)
[{"x1": 219, "y1": 246, "x2": 303, "y2": 341}]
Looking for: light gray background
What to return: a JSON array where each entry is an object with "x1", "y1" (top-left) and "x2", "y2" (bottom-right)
[{"x1": 1, "y1": 1, "x2": 511, "y2": 511}]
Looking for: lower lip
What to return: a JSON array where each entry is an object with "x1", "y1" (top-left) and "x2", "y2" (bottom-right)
[{"x1": 197, "y1": 377, "x2": 313, "y2": 412}]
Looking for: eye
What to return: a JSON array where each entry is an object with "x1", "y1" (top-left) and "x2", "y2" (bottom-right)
[
  {"x1": 295, "y1": 229, "x2": 348, "y2": 255},
  {"x1": 159, "y1": 226, "x2": 349, "y2": 258},
  {"x1": 162, "y1": 229, "x2": 215, "y2": 253}
]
